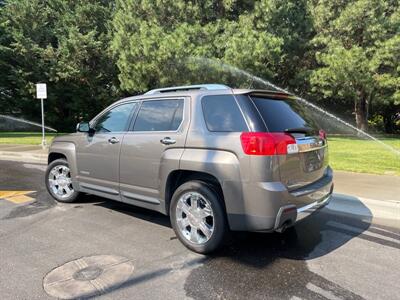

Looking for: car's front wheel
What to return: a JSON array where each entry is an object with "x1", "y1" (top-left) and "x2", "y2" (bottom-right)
[
  {"x1": 170, "y1": 180, "x2": 228, "y2": 254},
  {"x1": 45, "y1": 158, "x2": 79, "y2": 203}
]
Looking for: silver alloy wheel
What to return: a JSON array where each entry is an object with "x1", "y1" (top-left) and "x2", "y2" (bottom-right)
[
  {"x1": 176, "y1": 192, "x2": 214, "y2": 244},
  {"x1": 48, "y1": 165, "x2": 74, "y2": 200}
]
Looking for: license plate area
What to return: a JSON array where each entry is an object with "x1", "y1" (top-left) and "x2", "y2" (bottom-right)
[{"x1": 303, "y1": 149, "x2": 324, "y2": 173}]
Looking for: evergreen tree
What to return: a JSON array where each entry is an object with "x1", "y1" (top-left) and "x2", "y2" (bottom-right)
[
  {"x1": 310, "y1": 0, "x2": 399, "y2": 131},
  {"x1": 0, "y1": 0, "x2": 119, "y2": 131}
]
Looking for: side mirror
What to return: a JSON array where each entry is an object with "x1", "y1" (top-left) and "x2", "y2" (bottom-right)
[{"x1": 76, "y1": 122, "x2": 95, "y2": 135}]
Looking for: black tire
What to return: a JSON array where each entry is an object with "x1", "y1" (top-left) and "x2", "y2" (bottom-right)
[
  {"x1": 45, "y1": 158, "x2": 80, "y2": 203},
  {"x1": 170, "y1": 180, "x2": 228, "y2": 254}
]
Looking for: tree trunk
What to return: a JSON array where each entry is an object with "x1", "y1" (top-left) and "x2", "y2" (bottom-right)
[
  {"x1": 355, "y1": 93, "x2": 368, "y2": 132},
  {"x1": 383, "y1": 115, "x2": 394, "y2": 133}
]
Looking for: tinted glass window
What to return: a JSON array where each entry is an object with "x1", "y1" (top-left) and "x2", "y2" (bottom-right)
[
  {"x1": 94, "y1": 102, "x2": 136, "y2": 133},
  {"x1": 202, "y1": 95, "x2": 247, "y2": 132},
  {"x1": 251, "y1": 97, "x2": 317, "y2": 132},
  {"x1": 133, "y1": 99, "x2": 184, "y2": 131}
]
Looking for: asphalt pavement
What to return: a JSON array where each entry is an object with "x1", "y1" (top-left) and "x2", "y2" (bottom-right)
[{"x1": 0, "y1": 160, "x2": 399, "y2": 300}]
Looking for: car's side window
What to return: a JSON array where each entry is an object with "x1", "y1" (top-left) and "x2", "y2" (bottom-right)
[
  {"x1": 202, "y1": 95, "x2": 248, "y2": 132},
  {"x1": 133, "y1": 99, "x2": 184, "y2": 132},
  {"x1": 94, "y1": 102, "x2": 137, "y2": 133}
]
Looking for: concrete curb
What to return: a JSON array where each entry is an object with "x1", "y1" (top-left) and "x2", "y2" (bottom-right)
[{"x1": 328, "y1": 193, "x2": 400, "y2": 220}]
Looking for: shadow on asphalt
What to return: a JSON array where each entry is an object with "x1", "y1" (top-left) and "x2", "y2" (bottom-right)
[
  {"x1": 91, "y1": 195, "x2": 172, "y2": 228},
  {"x1": 76, "y1": 193, "x2": 398, "y2": 299}
]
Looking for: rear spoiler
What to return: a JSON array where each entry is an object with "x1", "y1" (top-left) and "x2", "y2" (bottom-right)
[{"x1": 245, "y1": 90, "x2": 296, "y2": 100}]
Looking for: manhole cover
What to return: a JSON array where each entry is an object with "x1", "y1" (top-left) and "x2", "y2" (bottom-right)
[{"x1": 43, "y1": 255, "x2": 134, "y2": 299}]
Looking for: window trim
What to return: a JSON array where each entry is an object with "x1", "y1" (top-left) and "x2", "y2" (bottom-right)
[
  {"x1": 89, "y1": 101, "x2": 139, "y2": 134},
  {"x1": 200, "y1": 94, "x2": 250, "y2": 133},
  {"x1": 129, "y1": 97, "x2": 186, "y2": 133},
  {"x1": 249, "y1": 96, "x2": 269, "y2": 132}
]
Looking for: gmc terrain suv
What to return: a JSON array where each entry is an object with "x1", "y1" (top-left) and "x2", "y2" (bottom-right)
[{"x1": 46, "y1": 84, "x2": 333, "y2": 253}]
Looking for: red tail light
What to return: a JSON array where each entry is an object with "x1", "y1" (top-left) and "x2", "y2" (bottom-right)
[
  {"x1": 240, "y1": 132, "x2": 296, "y2": 155},
  {"x1": 319, "y1": 129, "x2": 327, "y2": 140}
]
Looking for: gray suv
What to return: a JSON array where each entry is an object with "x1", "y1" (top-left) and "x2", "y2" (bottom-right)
[{"x1": 46, "y1": 84, "x2": 333, "y2": 254}]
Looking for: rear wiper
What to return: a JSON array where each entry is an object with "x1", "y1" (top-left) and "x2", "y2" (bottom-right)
[{"x1": 284, "y1": 127, "x2": 313, "y2": 134}]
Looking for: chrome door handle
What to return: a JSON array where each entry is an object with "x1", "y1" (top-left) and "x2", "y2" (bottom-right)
[
  {"x1": 108, "y1": 137, "x2": 120, "y2": 144},
  {"x1": 160, "y1": 137, "x2": 176, "y2": 145}
]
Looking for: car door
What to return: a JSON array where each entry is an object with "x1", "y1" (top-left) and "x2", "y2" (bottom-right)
[
  {"x1": 75, "y1": 101, "x2": 138, "y2": 200},
  {"x1": 119, "y1": 98, "x2": 189, "y2": 210}
]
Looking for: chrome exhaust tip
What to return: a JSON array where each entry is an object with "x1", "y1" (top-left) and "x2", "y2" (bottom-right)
[{"x1": 275, "y1": 221, "x2": 291, "y2": 233}]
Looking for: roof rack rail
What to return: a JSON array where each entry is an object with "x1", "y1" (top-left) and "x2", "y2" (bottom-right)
[{"x1": 144, "y1": 84, "x2": 230, "y2": 95}]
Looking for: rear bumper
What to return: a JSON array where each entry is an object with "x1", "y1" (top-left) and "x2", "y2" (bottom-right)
[
  {"x1": 273, "y1": 191, "x2": 332, "y2": 232},
  {"x1": 227, "y1": 167, "x2": 333, "y2": 232},
  {"x1": 296, "y1": 192, "x2": 332, "y2": 221}
]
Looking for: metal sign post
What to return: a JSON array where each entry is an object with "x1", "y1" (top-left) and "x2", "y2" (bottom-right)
[{"x1": 36, "y1": 83, "x2": 47, "y2": 148}]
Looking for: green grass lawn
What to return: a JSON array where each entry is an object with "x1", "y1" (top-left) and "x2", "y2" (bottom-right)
[
  {"x1": 328, "y1": 136, "x2": 400, "y2": 176},
  {"x1": 1, "y1": 132, "x2": 399, "y2": 176},
  {"x1": 0, "y1": 132, "x2": 60, "y2": 145}
]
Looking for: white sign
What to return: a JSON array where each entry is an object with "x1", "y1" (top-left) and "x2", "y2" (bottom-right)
[{"x1": 36, "y1": 83, "x2": 47, "y2": 99}]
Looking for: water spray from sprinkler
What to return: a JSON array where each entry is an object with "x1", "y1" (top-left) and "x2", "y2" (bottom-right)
[{"x1": 0, "y1": 114, "x2": 57, "y2": 133}]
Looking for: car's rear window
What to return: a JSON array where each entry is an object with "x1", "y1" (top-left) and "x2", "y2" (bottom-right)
[{"x1": 251, "y1": 97, "x2": 317, "y2": 132}]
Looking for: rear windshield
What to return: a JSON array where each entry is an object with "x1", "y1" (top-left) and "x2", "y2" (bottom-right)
[{"x1": 251, "y1": 97, "x2": 317, "y2": 132}]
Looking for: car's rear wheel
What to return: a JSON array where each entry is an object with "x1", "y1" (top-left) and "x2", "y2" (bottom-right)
[
  {"x1": 45, "y1": 159, "x2": 79, "y2": 203},
  {"x1": 170, "y1": 180, "x2": 228, "y2": 254}
]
